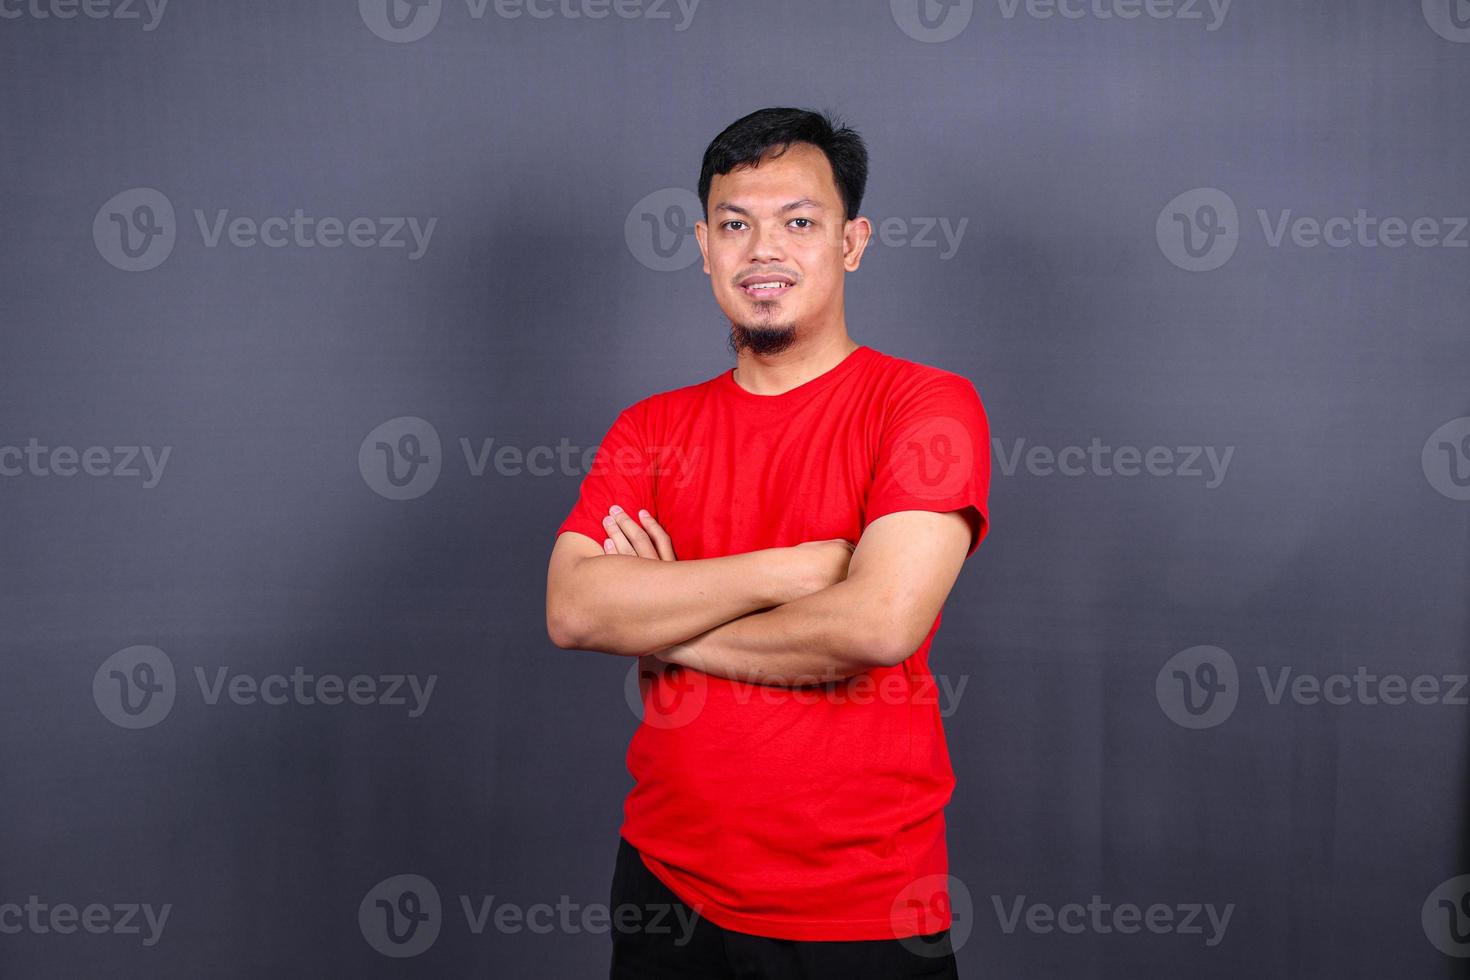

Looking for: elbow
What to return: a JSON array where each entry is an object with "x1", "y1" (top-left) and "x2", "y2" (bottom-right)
[
  {"x1": 858, "y1": 601, "x2": 930, "y2": 669},
  {"x1": 546, "y1": 617, "x2": 577, "y2": 651},
  {"x1": 547, "y1": 596, "x2": 636, "y2": 655},
  {"x1": 545, "y1": 596, "x2": 586, "y2": 651},
  {"x1": 866, "y1": 639, "x2": 914, "y2": 670}
]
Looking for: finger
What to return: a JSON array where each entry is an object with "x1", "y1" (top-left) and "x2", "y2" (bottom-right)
[
  {"x1": 602, "y1": 513, "x2": 637, "y2": 556},
  {"x1": 637, "y1": 509, "x2": 677, "y2": 561},
  {"x1": 603, "y1": 538, "x2": 616, "y2": 554},
  {"x1": 609, "y1": 506, "x2": 660, "y2": 558}
]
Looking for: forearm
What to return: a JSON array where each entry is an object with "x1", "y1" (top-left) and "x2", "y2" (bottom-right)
[
  {"x1": 551, "y1": 546, "x2": 808, "y2": 656},
  {"x1": 658, "y1": 579, "x2": 894, "y2": 686}
]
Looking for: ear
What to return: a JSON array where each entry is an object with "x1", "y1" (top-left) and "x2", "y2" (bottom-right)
[
  {"x1": 695, "y1": 219, "x2": 710, "y2": 275},
  {"x1": 842, "y1": 216, "x2": 873, "y2": 272}
]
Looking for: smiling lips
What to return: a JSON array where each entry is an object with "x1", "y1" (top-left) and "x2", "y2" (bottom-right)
[{"x1": 740, "y1": 275, "x2": 795, "y2": 299}]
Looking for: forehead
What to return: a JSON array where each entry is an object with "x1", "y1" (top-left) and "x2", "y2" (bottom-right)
[{"x1": 709, "y1": 142, "x2": 839, "y2": 208}]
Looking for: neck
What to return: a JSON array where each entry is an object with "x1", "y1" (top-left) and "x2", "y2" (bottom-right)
[{"x1": 731, "y1": 331, "x2": 860, "y2": 396}]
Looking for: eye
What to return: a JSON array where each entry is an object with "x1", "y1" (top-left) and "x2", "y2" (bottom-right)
[
  {"x1": 721, "y1": 220, "x2": 746, "y2": 231},
  {"x1": 791, "y1": 218, "x2": 813, "y2": 229}
]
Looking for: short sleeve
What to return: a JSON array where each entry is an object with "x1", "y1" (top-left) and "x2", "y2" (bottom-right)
[
  {"x1": 555, "y1": 404, "x2": 655, "y2": 548},
  {"x1": 864, "y1": 374, "x2": 992, "y2": 558}
]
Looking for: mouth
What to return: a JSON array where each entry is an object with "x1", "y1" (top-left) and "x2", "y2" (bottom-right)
[{"x1": 740, "y1": 278, "x2": 795, "y2": 300}]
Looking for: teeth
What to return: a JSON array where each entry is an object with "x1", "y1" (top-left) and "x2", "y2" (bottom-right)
[{"x1": 747, "y1": 282, "x2": 789, "y2": 290}]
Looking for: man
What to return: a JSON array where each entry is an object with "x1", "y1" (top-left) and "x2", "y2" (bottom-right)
[{"x1": 546, "y1": 106, "x2": 991, "y2": 979}]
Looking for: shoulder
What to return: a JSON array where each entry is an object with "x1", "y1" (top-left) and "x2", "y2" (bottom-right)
[
  {"x1": 863, "y1": 346, "x2": 984, "y2": 402},
  {"x1": 615, "y1": 369, "x2": 724, "y2": 428}
]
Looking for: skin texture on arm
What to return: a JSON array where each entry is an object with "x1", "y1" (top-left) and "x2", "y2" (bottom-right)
[
  {"x1": 545, "y1": 506, "x2": 855, "y2": 657},
  {"x1": 654, "y1": 508, "x2": 974, "y2": 686}
]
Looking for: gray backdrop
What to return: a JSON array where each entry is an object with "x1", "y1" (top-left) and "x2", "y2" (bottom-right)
[{"x1": 3, "y1": 1, "x2": 1469, "y2": 977}]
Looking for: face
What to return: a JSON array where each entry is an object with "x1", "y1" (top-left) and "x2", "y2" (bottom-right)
[{"x1": 695, "y1": 142, "x2": 871, "y2": 355}]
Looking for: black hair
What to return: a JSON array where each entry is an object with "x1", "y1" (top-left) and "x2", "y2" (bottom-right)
[{"x1": 697, "y1": 107, "x2": 868, "y2": 223}]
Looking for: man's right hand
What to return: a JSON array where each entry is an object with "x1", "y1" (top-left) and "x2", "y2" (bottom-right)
[{"x1": 602, "y1": 505, "x2": 677, "y2": 561}]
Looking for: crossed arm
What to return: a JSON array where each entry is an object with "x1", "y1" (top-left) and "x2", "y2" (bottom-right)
[{"x1": 545, "y1": 505, "x2": 974, "y2": 686}]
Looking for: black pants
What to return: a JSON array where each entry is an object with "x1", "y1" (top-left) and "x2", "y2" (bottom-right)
[{"x1": 608, "y1": 837, "x2": 960, "y2": 980}]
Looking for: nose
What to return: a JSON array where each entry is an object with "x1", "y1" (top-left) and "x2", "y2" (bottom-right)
[{"x1": 746, "y1": 220, "x2": 787, "y2": 263}]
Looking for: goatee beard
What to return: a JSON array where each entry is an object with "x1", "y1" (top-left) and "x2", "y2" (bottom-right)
[{"x1": 729, "y1": 320, "x2": 798, "y2": 357}]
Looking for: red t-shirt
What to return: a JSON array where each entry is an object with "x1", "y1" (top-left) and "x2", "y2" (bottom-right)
[{"x1": 555, "y1": 344, "x2": 991, "y2": 941}]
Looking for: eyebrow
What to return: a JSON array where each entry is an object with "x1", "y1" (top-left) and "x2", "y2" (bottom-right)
[{"x1": 713, "y1": 198, "x2": 826, "y2": 217}]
